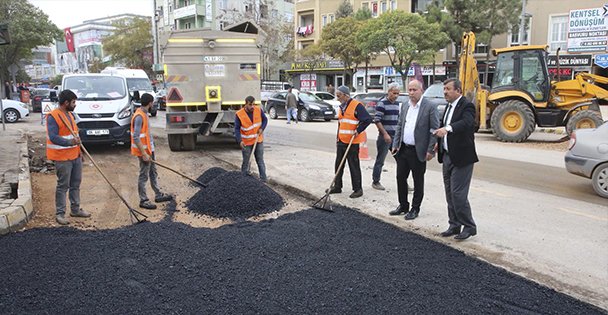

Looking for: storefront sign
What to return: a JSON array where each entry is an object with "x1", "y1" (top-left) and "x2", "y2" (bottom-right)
[
  {"x1": 406, "y1": 65, "x2": 446, "y2": 76},
  {"x1": 300, "y1": 73, "x2": 317, "y2": 91},
  {"x1": 595, "y1": 53, "x2": 608, "y2": 68},
  {"x1": 291, "y1": 60, "x2": 344, "y2": 71},
  {"x1": 567, "y1": 7, "x2": 608, "y2": 52},
  {"x1": 547, "y1": 54, "x2": 593, "y2": 67},
  {"x1": 548, "y1": 68, "x2": 573, "y2": 76}
]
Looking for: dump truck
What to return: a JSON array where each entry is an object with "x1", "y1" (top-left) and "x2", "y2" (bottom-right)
[
  {"x1": 160, "y1": 22, "x2": 261, "y2": 151},
  {"x1": 459, "y1": 32, "x2": 606, "y2": 142}
]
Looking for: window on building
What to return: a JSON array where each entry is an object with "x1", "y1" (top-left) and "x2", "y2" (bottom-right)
[
  {"x1": 322, "y1": 15, "x2": 327, "y2": 27},
  {"x1": 475, "y1": 43, "x2": 489, "y2": 55},
  {"x1": 362, "y1": 2, "x2": 369, "y2": 10},
  {"x1": 509, "y1": 17, "x2": 531, "y2": 46},
  {"x1": 184, "y1": 22, "x2": 192, "y2": 29},
  {"x1": 371, "y1": 2, "x2": 378, "y2": 17},
  {"x1": 183, "y1": 0, "x2": 190, "y2": 6},
  {"x1": 380, "y1": 1, "x2": 387, "y2": 13},
  {"x1": 412, "y1": 0, "x2": 435, "y2": 13},
  {"x1": 390, "y1": 0, "x2": 397, "y2": 10},
  {"x1": 329, "y1": 14, "x2": 334, "y2": 23},
  {"x1": 549, "y1": 15, "x2": 567, "y2": 52}
]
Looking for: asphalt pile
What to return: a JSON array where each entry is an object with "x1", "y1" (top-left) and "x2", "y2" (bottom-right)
[
  {"x1": 194, "y1": 166, "x2": 226, "y2": 186},
  {"x1": 0, "y1": 207, "x2": 602, "y2": 314},
  {"x1": 186, "y1": 169, "x2": 284, "y2": 219}
]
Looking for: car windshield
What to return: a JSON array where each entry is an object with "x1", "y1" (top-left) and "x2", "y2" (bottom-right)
[
  {"x1": 397, "y1": 95, "x2": 409, "y2": 103},
  {"x1": 364, "y1": 93, "x2": 386, "y2": 100},
  {"x1": 299, "y1": 92, "x2": 321, "y2": 102},
  {"x1": 63, "y1": 76, "x2": 127, "y2": 101},
  {"x1": 33, "y1": 89, "x2": 51, "y2": 97},
  {"x1": 127, "y1": 78, "x2": 153, "y2": 91},
  {"x1": 424, "y1": 83, "x2": 444, "y2": 98},
  {"x1": 316, "y1": 93, "x2": 333, "y2": 100}
]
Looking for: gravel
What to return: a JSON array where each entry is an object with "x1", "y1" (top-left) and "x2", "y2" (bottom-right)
[
  {"x1": 0, "y1": 207, "x2": 602, "y2": 314},
  {"x1": 194, "y1": 167, "x2": 227, "y2": 186},
  {"x1": 186, "y1": 170, "x2": 284, "y2": 219}
]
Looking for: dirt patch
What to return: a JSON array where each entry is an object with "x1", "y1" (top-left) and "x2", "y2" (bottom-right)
[{"x1": 26, "y1": 132, "x2": 308, "y2": 231}]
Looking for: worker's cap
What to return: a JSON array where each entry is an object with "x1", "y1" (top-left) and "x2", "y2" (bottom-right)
[{"x1": 337, "y1": 85, "x2": 350, "y2": 95}]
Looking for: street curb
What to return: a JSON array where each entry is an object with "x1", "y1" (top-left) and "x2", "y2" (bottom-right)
[{"x1": 0, "y1": 133, "x2": 33, "y2": 235}]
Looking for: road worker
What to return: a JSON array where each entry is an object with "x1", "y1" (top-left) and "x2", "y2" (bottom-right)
[{"x1": 235, "y1": 95, "x2": 267, "y2": 182}]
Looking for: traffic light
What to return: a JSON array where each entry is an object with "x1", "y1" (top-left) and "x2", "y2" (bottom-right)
[{"x1": 0, "y1": 23, "x2": 10, "y2": 45}]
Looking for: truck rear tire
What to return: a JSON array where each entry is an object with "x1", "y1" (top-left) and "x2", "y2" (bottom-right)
[
  {"x1": 490, "y1": 100, "x2": 535, "y2": 142},
  {"x1": 566, "y1": 110, "x2": 603, "y2": 135},
  {"x1": 168, "y1": 134, "x2": 197, "y2": 151}
]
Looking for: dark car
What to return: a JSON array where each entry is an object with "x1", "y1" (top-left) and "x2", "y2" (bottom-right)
[
  {"x1": 154, "y1": 88, "x2": 167, "y2": 111},
  {"x1": 30, "y1": 88, "x2": 53, "y2": 112},
  {"x1": 361, "y1": 92, "x2": 409, "y2": 115},
  {"x1": 423, "y1": 82, "x2": 447, "y2": 118},
  {"x1": 265, "y1": 91, "x2": 335, "y2": 122}
]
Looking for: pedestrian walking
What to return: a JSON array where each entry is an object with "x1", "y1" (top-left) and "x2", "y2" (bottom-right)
[
  {"x1": 328, "y1": 85, "x2": 372, "y2": 198},
  {"x1": 286, "y1": 86, "x2": 298, "y2": 124},
  {"x1": 371, "y1": 83, "x2": 401, "y2": 190},
  {"x1": 389, "y1": 80, "x2": 439, "y2": 220},
  {"x1": 46, "y1": 89, "x2": 90, "y2": 225},
  {"x1": 433, "y1": 79, "x2": 479, "y2": 240},
  {"x1": 235, "y1": 95, "x2": 268, "y2": 182},
  {"x1": 131, "y1": 93, "x2": 173, "y2": 210},
  {"x1": 327, "y1": 83, "x2": 335, "y2": 96},
  {"x1": 4, "y1": 81, "x2": 9, "y2": 99}
]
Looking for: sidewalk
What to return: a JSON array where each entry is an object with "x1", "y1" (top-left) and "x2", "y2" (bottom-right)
[
  {"x1": 0, "y1": 129, "x2": 34, "y2": 235},
  {"x1": 208, "y1": 136, "x2": 608, "y2": 310}
]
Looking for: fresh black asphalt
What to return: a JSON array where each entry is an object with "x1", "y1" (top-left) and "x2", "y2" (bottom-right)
[{"x1": 0, "y1": 206, "x2": 603, "y2": 314}]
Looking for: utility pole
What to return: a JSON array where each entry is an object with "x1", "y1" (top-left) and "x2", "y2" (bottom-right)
[
  {"x1": 518, "y1": 0, "x2": 527, "y2": 46},
  {"x1": 152, "y1": 0, "x2": 159, "y2": 65}
]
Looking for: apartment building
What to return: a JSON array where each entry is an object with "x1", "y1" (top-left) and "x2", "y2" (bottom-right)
[{"x1": 292, "y1": 0, "x2": 608, "y2": 92}]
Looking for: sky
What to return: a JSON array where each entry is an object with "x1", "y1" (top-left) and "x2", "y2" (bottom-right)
[{"x1": 28, "y1": 0, "x2": 154, "y2": 29}]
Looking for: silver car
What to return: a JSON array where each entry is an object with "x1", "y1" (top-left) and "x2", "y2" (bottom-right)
[{"x1": 564, "y1": 121, "x2": 608, "y2": 198}]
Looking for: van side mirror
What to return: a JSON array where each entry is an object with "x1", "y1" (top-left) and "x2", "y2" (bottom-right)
[
  {"x1": 49, "y1": 91, "x2": 58, "y2": 102},
  {"x1": 131, "y1": 90, "x2": 140, "y2": 102}
]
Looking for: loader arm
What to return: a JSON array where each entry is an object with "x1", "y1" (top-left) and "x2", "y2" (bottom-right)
[{"x1": 553, "y1": 73, "x2": 608, "y2": 104}]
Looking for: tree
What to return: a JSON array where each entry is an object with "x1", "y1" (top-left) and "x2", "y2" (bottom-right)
[
  {"x1": 102, "y1": 17, "x2": 153, "y2": 74},
  {"x1": 425, "y1": 0, "x2": 521, "y2": 80},
  {"x1": 354, "y1": 6, "x2": 372, "y2": 21},
  {"x1": 353, "y1": 8, "x2": 373, "y2": 92},
  {"x1": 335, "y1": 0, "x2": 354, "y2": 19},
  {"x1": 297, "y1": 44, "x2": 325, "y2": 79},
  {"x1": 50, "y1": 74, "x2": 63, "y2": 87},
  {"x1": 0, "y1": 0, "x2": 62, "y2": 84},
  {"x1": 321, "y1": 17, "x2": 366, "y2": 88},
  {"x1": 358, "y1": 11, "x2": 449, "y2": 87}
]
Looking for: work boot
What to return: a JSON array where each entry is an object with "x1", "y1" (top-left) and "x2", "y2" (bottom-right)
[
  {"x1": 139, "y1": 200, "x2": 157, "y2": 210},
  {"x1": 154, "y1": 193, "x2": 173, "y2": 203},
  {"x1": 70, "y1": 209, "x2": 91, "y2": 218},
  {"x1": 349, "y1": 190, "x2": 363, "y2": 198},
  {"x1": 371, "y1": 181, "x2": 385, "y2": 190},
  {"x1": 56, "y1": 215, "x2": 69, "y2": 225},
  {"x1": 325, "y1": 187, "x2": 342, "y2": 194}
]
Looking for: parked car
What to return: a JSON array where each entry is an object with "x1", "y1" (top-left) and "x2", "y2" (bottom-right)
[
  {"x1": 2, "y1": 99, "x2": 30, "y2": 123},
  {"x1": 154, "y1": 88, "x2": 167, "y2": 110},
  {"x1": 361, "y1": 92, "x2": 409, "y2": 115},
  {"x1": 265, "y1": 91, "x2": 335, "y2": 122},
  {"x1": 423, "y1": 82, "x2": 448, "y2": 119},
  {"x1": 312, "y1": 91, "x2": 341, "y2": 118},
  {"x1": 30, "y1": 88, "x2": 54, "y2": 112},
  {"x1": 564, "y1": 121, "x2": 608, "y2": 198}
]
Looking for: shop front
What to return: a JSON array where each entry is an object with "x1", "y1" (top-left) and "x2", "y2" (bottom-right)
[
  {"x1": 353, "y1": 64, "x2": 447, "y2": 92},
  {"x1": 548, "y1": 54, "x2": 593, "y2": 81},
  {"x1": 286, "y1": 60, "x2": 346, "y2": 92}
]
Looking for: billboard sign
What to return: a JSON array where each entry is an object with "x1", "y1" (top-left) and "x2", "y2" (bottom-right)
[{"x1": 567, "y1": 6, "x2": 608, "y2": 52}]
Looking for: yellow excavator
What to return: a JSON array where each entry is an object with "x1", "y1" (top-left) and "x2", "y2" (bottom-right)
[{"x1": 459, "y1": 32, "x2": 607, "y2": 142}]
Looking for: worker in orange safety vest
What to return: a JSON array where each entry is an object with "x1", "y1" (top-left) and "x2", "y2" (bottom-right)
[
  {"x1": 46, "y1": 89, "x2": 90, "y2": 225},
  {"x1": 234, "y1": 95, "x2": 267, "y2": 182}
]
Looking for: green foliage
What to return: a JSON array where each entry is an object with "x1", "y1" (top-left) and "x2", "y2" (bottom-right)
[
  {"x1": 358, "y1": 11, "x2": 449, "y2": 86},
  {"x1": 0, "y1": 0, "x2": 62, "y2": 81},
  {"x1": 298, "y1": 44, "x2": 325, "y2": 72},
  {"x1": 354, "y1": 7, "x2": 372, "y2": 21},
  {"x1": 335, "y1": 0, "x2": 354, "y2": 19},
  {"x1": 102, "y1": 18, "x2": 153, "y2": 73},
  {"x1": 321, "y1": 17, "x2": 366, "y2": 84},
  {"x1": 50, "y1": 74, "x2": 63, "y2": 87}
]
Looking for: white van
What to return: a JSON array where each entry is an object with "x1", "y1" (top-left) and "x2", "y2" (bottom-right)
[
  {"x1": 101, "y1": 67, "x2": 157, "y2": 116},
  {"x1": 62, "y1": 73, "x2": 133, "y2": 145}
]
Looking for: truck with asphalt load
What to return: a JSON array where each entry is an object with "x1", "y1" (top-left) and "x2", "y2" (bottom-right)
[
  {"x1": 459, "y1": 32, "x2": 606, "y2": 142},
  {"x1": 160, "y1": 22, "x2": 261, "y2": 151}
]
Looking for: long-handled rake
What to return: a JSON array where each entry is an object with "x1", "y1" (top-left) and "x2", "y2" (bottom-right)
[
  {"x1": 246, "y1": 133, "x2": 261, "y2": 174},
  {"x1": 57, "y1": 114, "x2": 148, "y2": 224},
  {"x1": 152, "y1": 160, "x2": 207, "y2": 187},
  {"x1": 312, "y1": 134, "x2": 356, "y2": 212}
]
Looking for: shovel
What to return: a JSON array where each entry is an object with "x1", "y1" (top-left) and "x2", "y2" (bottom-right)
[
  {"x1": 152, "y1": 160, "x2": 207, "y2": 187},
  {"x1": 56, "y1": 113, "x2": 148, "y2": 224},
  {"x1": 246, "y1": 132, "x2": 261, "y2": 174},
  {"x1": 312, "y1": 134, "x2": 356, "y2": 212}
]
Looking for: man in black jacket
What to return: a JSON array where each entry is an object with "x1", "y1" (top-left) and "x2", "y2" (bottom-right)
[{"x1": 433, "y1": 79, "x2": 479, "y2": 240}]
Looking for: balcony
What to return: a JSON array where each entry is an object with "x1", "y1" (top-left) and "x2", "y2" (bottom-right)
[{"x1": 174, "y1": 4, "x2": 205, "y2": 20}]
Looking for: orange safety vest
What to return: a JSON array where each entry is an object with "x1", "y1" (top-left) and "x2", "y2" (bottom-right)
[
  {"x1": 130, "y1": 108, "x2": 152, "y2": 156},
  {"x1": 236, "y1": 106, "x2": 264, "y2": 146},
  {"x1": 338, "y1": 99, "x2": 366, "y2": 144},
  {"x1": 46, "y1": 109, "x2": 80, "y2": 161}
]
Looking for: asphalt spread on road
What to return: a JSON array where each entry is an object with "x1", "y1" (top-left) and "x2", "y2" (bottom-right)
[{"x1": 0, "y1": 206, "x2": 602, "y2": 314}]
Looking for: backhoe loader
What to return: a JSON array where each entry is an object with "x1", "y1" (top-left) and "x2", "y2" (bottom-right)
[{"x1": 459, "y1": 32, "x2": 606, "y2": 142}]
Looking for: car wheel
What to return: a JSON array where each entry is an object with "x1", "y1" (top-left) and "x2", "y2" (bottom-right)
[
  {"x1": 324, "y1": 118, "x2": 331, "y2": 122},
  {"x1": 592, "y1": 163, "x2": 608, "y2": 198},
  {"x1": 3, "y1": 108, "x2": 20, "y2": 123},
  {"x1": 299, "y1": 108, "x2": 311, "y2": 122},
  {"x1": 268, "y1": 106, "x2": 278, "y2": 119},
  {"x1": 150, "y1": 108, "x2": 158, "y2": 117}
]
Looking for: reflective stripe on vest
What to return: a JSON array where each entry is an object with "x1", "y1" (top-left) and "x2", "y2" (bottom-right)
[
  {"x1": 46, "y1": 109, "x2": 80, "y2": 161},
  {"x1": 338, "y1": 99, "x2": 366, "y2": 144},
  {"x1": 236, "y1": 106, "x2": 264, "y2": 146},
  {"x1": 130, "y1": 108, "x2": 152, "y2": 156}
]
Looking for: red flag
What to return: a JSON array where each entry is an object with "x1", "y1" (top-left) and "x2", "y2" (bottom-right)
[{"x1": 64, "y1": 27, "x2": 75, "y2": 52}]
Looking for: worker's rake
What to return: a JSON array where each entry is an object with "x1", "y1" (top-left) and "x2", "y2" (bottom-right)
[
  {"x1": 312, "y1": 135, "x2": 355, "y2": 212},
  {"x1": 57, "y1": 114, "x2": 148, "y2": 224}
]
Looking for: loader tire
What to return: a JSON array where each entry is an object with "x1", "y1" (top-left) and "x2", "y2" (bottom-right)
[
  {"x1": 491, "y1": 100, "x2": 535, "y2": 142},
  {"x1": 566, "y1": 110, "x2": 603, "y2": 135}
]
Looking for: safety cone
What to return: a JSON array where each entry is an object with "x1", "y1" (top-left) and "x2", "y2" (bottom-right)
[{"x1": 358, "y1": 132, "x2": 371, "y2": 161}]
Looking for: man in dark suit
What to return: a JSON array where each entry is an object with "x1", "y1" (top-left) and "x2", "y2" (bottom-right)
[
  {"x1": 389, "y1": 80, "x2": 439, "y2": 220},
  {"x1": 433, "y1": 79, "x2": 479, "y2": 240}
]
